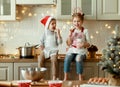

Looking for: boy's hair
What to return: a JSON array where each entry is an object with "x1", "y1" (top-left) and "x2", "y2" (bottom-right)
[
  {"x1": 50, "y1": 18, "x2": 56, "y2": 23},
  {"x1": 72, "y1": 13, "x2": 84, "y2": 21}
]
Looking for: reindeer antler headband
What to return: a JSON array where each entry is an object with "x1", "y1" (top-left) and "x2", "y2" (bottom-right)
[{"x1": 72, "y1": 7, "x2": 84, "y2": 15}]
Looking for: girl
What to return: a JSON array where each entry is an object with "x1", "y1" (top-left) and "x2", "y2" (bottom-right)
[{"x1": 64, "y1": 11, "x2": 91, "y2": 81}]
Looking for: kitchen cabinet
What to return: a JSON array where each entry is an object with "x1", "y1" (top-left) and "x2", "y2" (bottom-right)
[
  {"x1": 16, "y1": 0, "x2": 56, "y2": 5},
  {"x1": 14, "y1": 62, "x2": 51, "y2": 80},
  {"x1": 56, "y1": 0, "x2": 96, "y2": 20},
  {"x1": 0, "y1": 63, "x2": 13, "y2": 81},
  {"x1": 57, "y1": 0, "x2": 120, "y2": 20},
  {"x1": 0, "y1": 58, "x2": 100, "y2": 81},
  {"x1": 59, "y1": 61, "x2": 98, "y2": 80},
  {"x1": 97, "y1": 0, "x2": 120, "y2": 20},
  {"x1": 0, "y1": 0, "x2": 16, "y2": 20},
  {"x1": 14, "y1": 60, "x2": 99, "y2": 80}
]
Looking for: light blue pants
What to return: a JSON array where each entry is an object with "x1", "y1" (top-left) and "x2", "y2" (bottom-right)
[{"x1": 64, "y1": 53, "x2": 86, "y2": 74}]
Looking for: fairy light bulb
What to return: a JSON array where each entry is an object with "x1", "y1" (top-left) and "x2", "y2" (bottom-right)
[
  {"x1": 105, "y1": 24, "x2": 108, "y2": 27},
  {"x1": 33, "y1": 13, "x2": 37, "y2": 16},
  {"x1": 28, "y1": 12, "x2": 32, "y2": 16},
  {"x1": 112, "y1": 30, "x2": 116, "y2": 35},
  {"x1": 21, "y1": 10, "x2": 25, "y2": 14},
  {"x1": 108, "y1": 26, "x2": 111, "y2": 29},
  {"x1": 66, "y1": 21, "x2": 71, "y2": 25},
  {"x1": 46, "y1": 11, "x2": 49, "y2": 14},
  {"x1": 113, "y1": 64, "x2": 116, "y2": 67},
  {"x1": 63, "y1": 25, "x2": 66, "y2": 29},
  {"x1": 118, "y1": 52, "x2": 120, "y2": 54},
  {"x1": 109, "y1": 58, "x2": 112, "y2": 60},
  {"x1": 90, "y1": 35, "x2": 94, "y2": 39},
  {"x1": 41, "y1": 13, "x2": 44, "y2": 17},
  {"x1": 96, "y1": 31, "x2": 99, "y2": 34}
]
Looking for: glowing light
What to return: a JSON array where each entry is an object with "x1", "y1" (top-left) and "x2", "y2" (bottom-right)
[
  {"x1": 119, "y1": 52, "x2": 120, "y2": 54},
  {"x1": 28, "y1": 13, "x2": 32, "y2": 16},
  {"x1": 21, "y1": 10, "x2": 25, "y2": 14},
  {"x1": 46, "y1": 11, "x2": 49, "y2": 14},
  {"x1": 63, "y1": 25, "x2": 66, "y2": 29},
  {"x1": 108, "y1": 26, "x2": 111, "y2": 29},
  {"x1": 90, "y1": 35, "x2": 94, "y2": 39},
  {"x1": 96, "y1": 31, "x2": 99, "y2": 34},
  {"x1": 105, "y1": 24, "x2": 108, "y2": 27},
  {"x1": 33, "y1": 13, "x2": 37, "y2": 16},
  {"x1": 112, "y1": 30, "x2": 115, "y2": 34},
  {"x1": 66, "y1": 21, "x2": 71, "y2": 25},
  {"x1": 0, "y1": 22, "x2": 5, "y2": 24},
  {"x1": 41, "y1": 13, "x2": 44, "y2": 17},
  {"x1": 113, "y1": 64, "x2": 116, "y2": 67}
]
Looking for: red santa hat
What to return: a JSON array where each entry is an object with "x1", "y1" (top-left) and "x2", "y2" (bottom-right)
[{"x1": 40, "y1": 16, "x2": 54, "y2": 29}]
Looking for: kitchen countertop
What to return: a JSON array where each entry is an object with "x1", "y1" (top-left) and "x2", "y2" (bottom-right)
[
  {"x1": 0, "y1": 54, "x2": 101, "y2": 63},
  {"x1": 0, "y1": 58, "x2": 100, "y2": 63}
]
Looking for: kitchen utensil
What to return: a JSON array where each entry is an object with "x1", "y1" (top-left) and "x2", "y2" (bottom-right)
[
  {"x1": 17, "y1": 80, "x2": 31, "y2": 87},
  {"x1": 48, "y1": 80, "x2": 63, "y2": 87},
  {"x1": 21, "y1": 67, "x2": 47, "y2": 81},
  {"x1": 17, "y1": 42, "x2": 39, "y2": 58}
]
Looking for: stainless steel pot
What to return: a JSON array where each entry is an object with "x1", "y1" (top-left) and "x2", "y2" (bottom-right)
[{"x1": 17, "y1": 43, "x2": 36, "y2": 58}]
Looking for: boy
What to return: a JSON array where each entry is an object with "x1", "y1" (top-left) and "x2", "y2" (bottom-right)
[{"x1": 38, "y1": 16, "x2": 62, "y2": 80}]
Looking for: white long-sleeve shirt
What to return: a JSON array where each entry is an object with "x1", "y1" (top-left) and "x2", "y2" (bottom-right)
[{"x1": 40, "y1": 29, "x2": 62, "y2": 58}]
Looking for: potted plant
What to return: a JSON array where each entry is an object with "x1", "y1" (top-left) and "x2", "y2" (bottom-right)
[{"x1": 87, "y1": 45, "x2": 98, "y2": 58}]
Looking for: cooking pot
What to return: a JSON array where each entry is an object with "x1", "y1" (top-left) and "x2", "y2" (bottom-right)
[{"x1": 17, "y1": 42, "x2": 38, "y2": 58}]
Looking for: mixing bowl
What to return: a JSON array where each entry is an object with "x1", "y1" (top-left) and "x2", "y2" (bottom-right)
[{"x1": 21, "y1": 67, "x2": 47, "y2": 81}]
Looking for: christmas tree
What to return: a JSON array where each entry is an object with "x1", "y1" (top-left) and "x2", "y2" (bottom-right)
[{"x1": 98, "y1": 25, "x2": 120, "y2": 78}]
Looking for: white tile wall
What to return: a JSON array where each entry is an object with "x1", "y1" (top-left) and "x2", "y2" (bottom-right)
[{"x1": 0, "y1": 5, "x2": 120, "y2": 55}]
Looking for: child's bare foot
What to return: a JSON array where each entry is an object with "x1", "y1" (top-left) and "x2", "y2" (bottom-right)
[
  {"x1": 79, "y1": 75, "x2": 83, "y2": 81},
  {"x1": 52, "y1": 76, "x2": 56, "y2": 80}
]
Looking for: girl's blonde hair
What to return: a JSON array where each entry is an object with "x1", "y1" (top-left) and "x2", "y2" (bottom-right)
[{"x1": 72, "y1": 13, "x2": 84, "y2": 21}]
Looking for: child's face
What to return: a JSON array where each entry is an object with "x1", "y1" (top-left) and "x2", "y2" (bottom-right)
[
  {"x1": 72, "y1": 17, "x2": 83, "y2": 29},
  {"x1": 48, "y1": 20, "x2": 56, "y2": 31}
]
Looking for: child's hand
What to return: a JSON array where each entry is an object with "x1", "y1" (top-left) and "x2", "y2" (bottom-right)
[
  {"x1": 55, "y1": 28, "x2": 60, "y2": 35},
  {"x1": 55, "y1": 28, "x2": 62, "y2": 38},
  {"x1": 39, "y1": 45, "x2": 44, "y2": 50},
  {"x1": 76, "y1": 42, "x2": 84, "y2": 48},
  {"x1": 69, "y1": 29, "x2": 75, "y2": 37}
]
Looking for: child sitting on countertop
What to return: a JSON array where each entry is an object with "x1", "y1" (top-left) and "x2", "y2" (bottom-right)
[{"x1": 38, "y1": 16, "x2": 63, "y2": 80}]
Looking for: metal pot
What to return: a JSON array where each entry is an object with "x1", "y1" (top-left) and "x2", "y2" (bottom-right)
[{"x1": 17, "y1": 42, "x2": 36, "y2": 58}]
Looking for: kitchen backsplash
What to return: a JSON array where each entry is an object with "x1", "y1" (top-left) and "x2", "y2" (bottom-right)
[{"x1": 0, "y1": 5, "x2": 120, "y2": 55}]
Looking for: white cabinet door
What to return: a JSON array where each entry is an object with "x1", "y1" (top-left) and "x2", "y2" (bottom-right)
[
  {"x1": 0, "y1": 0, "x2": 16, "y2": 20},
  {"x1": 16, "y1": 0, "x2": 55, "y2": 5},
  {"x1": 56, "y1": 0, "x2": 96, "y2": 20},
  {"x1": 79, "y1": 0, "x2": 96, "y2": 20},
  {"x1": 56, "y1": 0, "x2": 72, "y2": 19},
  {"x1": 14, "y1": 62, "x2": 51, "y2": 80},
  {"x1": 0, "y1": 63, "x2": 13, "y2": 81},
  {"x1": 97, "y1": 0, "x2": 120, "y2": 20},
  {"x1": 14, "y1": 62, "x2": 38, "y2": 80}
]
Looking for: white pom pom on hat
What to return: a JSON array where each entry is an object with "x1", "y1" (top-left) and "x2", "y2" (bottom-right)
[{"x1": 40, "y1": 16, "x2": 54, "y2": 29}]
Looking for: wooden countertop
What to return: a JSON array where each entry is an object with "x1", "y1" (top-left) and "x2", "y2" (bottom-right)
[
  {"x1": 0, "y1": 58, "x2": 100, "y2": 63},
  {"x1": 0, "y1": 54, "x2": 101, "y2": 63}
]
